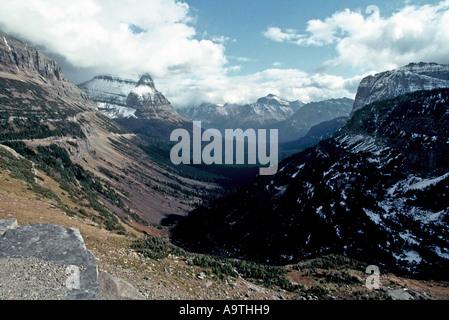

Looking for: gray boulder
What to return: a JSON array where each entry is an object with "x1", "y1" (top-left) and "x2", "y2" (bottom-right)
[
  {"x1": 0, "y1": 219, "x2": 19, "y2": 237},
  {"x1": 0, "y1": 223, "x2": 99, "y2": 300}
]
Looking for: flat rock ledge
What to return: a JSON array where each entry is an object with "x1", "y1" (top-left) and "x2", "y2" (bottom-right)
[{"x1": 0, "y1": 219, "x2": 145, "y2": 300}]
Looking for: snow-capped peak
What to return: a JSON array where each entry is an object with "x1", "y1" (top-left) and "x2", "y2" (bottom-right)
[
  {"x1": 137, "y1": 73, "x2": 155, "y2": 87},
  {"x1": 257, "y1": 94, "x2": 290, "y2": 106}
]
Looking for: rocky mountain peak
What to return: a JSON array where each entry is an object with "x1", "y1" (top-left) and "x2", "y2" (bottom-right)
[
  {"x1": 256, "y1": 94, "x2": 289, "y2": 106},
  {"x1": 136, "y1": 73, "x2": 155, "y2": 87},
  {"x1": 352, "y1": 62, "x2": 449, "y2": 114},
  {"x1": 80, "y1": 73, "x2": 187, "y2": 122},
  {"x1": 0, "y1": 30, "x2": 65, "y2": 83}
]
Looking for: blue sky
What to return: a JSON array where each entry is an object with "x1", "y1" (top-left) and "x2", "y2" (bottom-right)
[
  {"x1": 0, "y1": 0, "x2": 448, "y2": 107},
  {"x1": 187, "y1": 0, "x2": 444, "y2": 76},
  {"x1": 187, "y1": 0, "x2": 379, "y2": 75}
]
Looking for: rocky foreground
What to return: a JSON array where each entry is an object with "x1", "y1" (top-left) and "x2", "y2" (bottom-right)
[
  {"x1": 0, "y1": 219, "x2": 144, "y2": 300},
  {"x1": 1, "y1": 218, "x2": 448, "y2": 301}
]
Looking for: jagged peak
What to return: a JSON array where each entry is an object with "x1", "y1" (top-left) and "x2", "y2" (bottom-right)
[
  {"x1": 136, "y1": 73, "x2": 155, "y2": 87},
  {"x1": 257, "y1": 94, "x2": 290, "y2": 106}
]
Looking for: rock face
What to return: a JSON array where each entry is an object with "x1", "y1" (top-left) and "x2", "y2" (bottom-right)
[
  {"x1": 79, "y1": 73, "x2": 186, "y2": 123},
  {"x1": 126, "y1": 73, "x2": 185, "y2": 122},
  {"x1": 0, "y1": 219, "x2": 18, "y2": 236},
  {"x1": 352, "y1": 62, "x2": 449, "y2": 114},
  {"x1": 0, "y1": 220, "x2": 99, "y2": 300},
  {"x1": 0, "y1": 30, "x2": 92, "y2": 105},
  {"x1": 0, "y1": 31, "x2": 63, "y2": 82},
  {"x1": 0, "y1": 219, "x2": 146, "y2": 300},
  {"x1": 79, "y1": 72, "x2": 191, "y2": 141},
  {"x1": 77, "y1": 75, "x2": 137, "y2": 118}
]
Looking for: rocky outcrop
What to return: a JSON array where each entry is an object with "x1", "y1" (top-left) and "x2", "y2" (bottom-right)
[
  {"x1": 352, "y1": 62, "x2": 449, "y2": 114},
  {"x1": 0, "y1": 219, "x2": 18, "y2": 236},
  {"x1": 0, "y1": 219, "x2": 145, "y2": 300},
  {"x1": 126, "y1": 73, "x2": 185, "y2": 122},
  {"x1": 0, "y1": 220, "x2": 99, "y2": 300},
  {"x1": 0, "y1": 30, "x2": 63, "y2": 82},
  {"x1": 98, "y1": 271, "x2": 145, "y2": 300}
]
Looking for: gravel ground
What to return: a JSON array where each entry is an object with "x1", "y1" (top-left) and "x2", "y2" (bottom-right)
[{"x1": 0, "y1": 257, "x2": 68, "y2": 300}]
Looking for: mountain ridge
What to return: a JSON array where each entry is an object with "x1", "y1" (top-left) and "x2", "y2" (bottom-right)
[
  {"x1": 352, "y1": 62, "x2": 449, "y2": 114},
  {"x1": 178, "y1": 95, "x2": 353, "y2": 143}
]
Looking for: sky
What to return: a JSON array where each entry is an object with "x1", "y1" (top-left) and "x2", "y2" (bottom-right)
[{"x1": 0, "y1": 0, "x2": 448, "y2": 108}]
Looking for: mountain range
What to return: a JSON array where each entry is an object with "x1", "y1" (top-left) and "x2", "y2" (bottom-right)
[
  {"x1": 2, "y1": 27, "x2": 449, "y2": 286},
  {"x1": 178, "y1": 95, "x2": 354, "y2": 143},
  {"x1": 172, "y1": 63, "x2": 449, "y2": 279},
  {"x1": 178, "y1": 94, "x2": 303, "y2": 129}
]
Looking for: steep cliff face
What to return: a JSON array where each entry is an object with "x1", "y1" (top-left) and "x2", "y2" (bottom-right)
[
  {"x1": 0, "y1": 30, "x2": 114, "y2": 141},
  {"x1": 0, "y1": 31, "x2": 94, "y2": 108},
  {"x1": 79, "y1": 73, "x2": 187, "y2": 122},
  {"x1": 126, "y1": 73, "x2": 186, "y2": 122},
  {"x1": 0, "y1": 30, "x2": 63, "y2": 82},
  {"x1": 80, "y1": 73, "x2": 190, "y2": 141},
  {"x1": 352, "y1": 62, "x2": 449, "y2": 114},
  {"x1": 78, "y1": 75, "x2": 137, "y2": 118}
]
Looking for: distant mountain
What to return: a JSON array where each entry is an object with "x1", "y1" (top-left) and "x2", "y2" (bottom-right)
[
  {"x1": 173, "y1": 86, "x2": 449, "y2": 279},
  {"x1": 179, "y1": 95, "x2": 353, "y2": 143},
  {"x1": 80, "y1": 73, "x2": 190, "y2": 141},
  {"x1": 77, "y1": 75, "x2": 137, "y2": 118},
  {"x1": 280, "y1": 117, "x2": 349, "y2": 156},
  {"x1": 352, "y1": 62, "x2": 449, "y2": 114},
  {"x1": 178, "y1": 94, "x2": 304, "y2": 132},
  {"x1": 80, "y1": 73, "x2": 186, "y2": 122},
  {"x1": 270, "y1": 98, "x2": 354, "y2": 142}
]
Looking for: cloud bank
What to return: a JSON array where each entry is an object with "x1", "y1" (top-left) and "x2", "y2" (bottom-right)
[
  {"x1": 0, "y1": 0, "x2": 227, "y2": 79},
  {"x1": 264, "y1": 1, "x2": 449, "y2": 72}
]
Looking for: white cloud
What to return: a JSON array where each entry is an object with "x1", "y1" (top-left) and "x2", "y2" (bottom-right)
[
  {"x1": 263, "y1": 1, "x2": 449, "y2": 72},
  {"x1": 157, "y1": 68, "x2": 369, "y2": 107},
  {"x1": 263, "y1": 27, "x2": 301, "y2": 43},
  {"x1": 0, "y1": 0, "x2": 227, "y2": 78}
]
